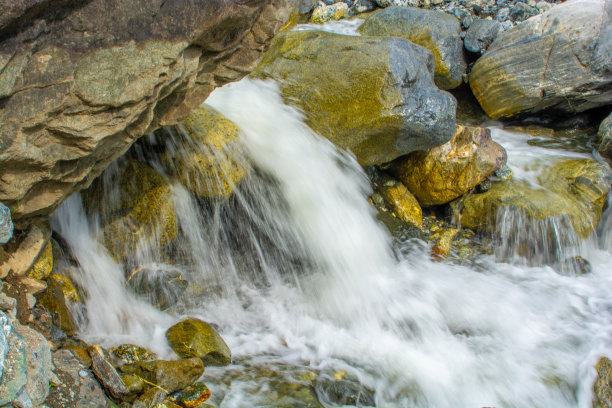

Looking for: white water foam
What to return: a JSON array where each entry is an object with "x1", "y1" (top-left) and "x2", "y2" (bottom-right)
[{"x1": 52, "y1": 79, "x2": 612, "y2": 408}]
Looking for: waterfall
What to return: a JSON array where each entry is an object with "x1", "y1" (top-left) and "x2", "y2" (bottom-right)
[{"x1": 51, "y1": 79, "x2": 612, "y2": 408}]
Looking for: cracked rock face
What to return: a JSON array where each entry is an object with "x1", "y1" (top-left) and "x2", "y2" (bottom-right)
[
  {"x1": 0, "y1": 0, "x2": 292, "y2": 228},
  {"x1": 469, "y1": 0, "x2": 612, "y2": 120}
]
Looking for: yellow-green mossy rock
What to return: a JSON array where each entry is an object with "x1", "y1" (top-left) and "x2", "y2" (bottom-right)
[
  {"x1": 252, "y1": 30, "x2": 456, "y2": 166},
  {"x1": 358, "y1": 6, "x2": 467, "y2": 90},
  {"x1": 469, "y1": 0, "x2": 612, "y2": 119},
  {"x1": 162, "y1": 105, "x2": 247, "y2": 200},
  {"x1": 451, "y1": 158, "x2": 611, "y2": 238},
  {"x1": 595, "y1": 356, "x2": 612, "y2": 408},
  {"x1": 392, "y1": 125, "x2": 507, "y2": 206},
  {"x1": 310, "y1": 2, "x2": 349, "y2": 24},
  {"x1": 120, "y1": 357, "x2": 204, "y2": 394},
  {"x1": 111, "y1": 344, "x2": 157, "y2": 365},
  {"x1": 27, "y1": 240, "x2": 53, "y2": 280},
  {"x1": 166, "y1": 318, "x2": 231, "y2": 366},
  {"x1": 40, "y1": 274, "x2": 80, "y2": 336},
  {"x1": 84, "y1": 159, "x2": 177, "y2": 261},
  {"x1": 380, "y1": 181, "x2": 422, "y2": 229}
]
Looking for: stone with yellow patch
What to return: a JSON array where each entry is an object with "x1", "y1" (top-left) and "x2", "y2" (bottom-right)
[
  {"x1": 40, "y1": 274, "x2": 80, "y2": 336},
  {"x1": 27, "y1": 241, "x2": 53, "y2": 280},
  {"x1": 379, "y1": 181, "x2": 422, "y2": 229}
]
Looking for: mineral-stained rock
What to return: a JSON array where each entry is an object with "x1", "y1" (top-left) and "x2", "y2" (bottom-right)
[
  {"x1": 310, "y1": 2, "x2": 349, "y2": 23},
  {"x1": 358, "y1": 6, "x2": 467, "y2": 90},
  {"x1": 89, "y1": 344, "x2": 131, "y2": 401},
  {"x1": 166, "y1": 318, "x2": 231, "y2": 366},
  {"x1": 111, "y1": 344, "x2": 157, "y2": 365},
  {"x1": 159, "y1": 105, "x2": 248, "y2": 200},
  {"x1": 168, "y1": 381, "x2": 212, "y2": 407},
  {"x1": 84, "y1": 159, "x2": 177, "y2": 262},
  {"x1": 392, "y1": 125, "x2": 507, "y2": 206},
  {"x1": 0, "y1": 0, "x2": 293, "y2": 228},
  {"x1": 598, "y1": 112, "x2": 612, "y2": 160},
  {"x1": 252, "y1": 30, "x2": 456, "y2": 166},
  {"x1": 469, "y1": 0, "x2": 612, "y2": 120},
  {"x1": 379, "y1": 181, "x2": 423, "y2": 228},
  {"x1": 0, "y1": 321, "x2": 28, "y2": 406},
  {"x1": 451, "y1": 158, "x2": 612, "y2": 238},
  {"x1": 13, "y1": 321, "x2": 53, "y2": 406}
]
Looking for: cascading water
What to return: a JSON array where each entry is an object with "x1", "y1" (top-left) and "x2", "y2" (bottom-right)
[{"x1": 51, "y1": 78, "x2": 612, "y2": 408}]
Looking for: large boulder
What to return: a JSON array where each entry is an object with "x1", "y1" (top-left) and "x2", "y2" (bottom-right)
[
  {"x1": 252, "y1": 30, "x2": 457, "y2": 166},
  {"x1": 159, "y1": 105, "x2": 248, "y2": 200},
  {"x1": 392, "y1": 125, "x2": 507, "y2": 206},
  {"x1": 451, "y1": 158, "x2": 611, "y2": 238},
  {"x1": 469, "y1": 0, "x2": 612, "y2": 120},
  {"x1": 84, "y1": 159, "x2": 177, "y2": 262},
  {"x1": 0, "y1": 0, "x2": 293, "y2": 228},
  {"x1": 599, "y1": 112, "x2": 612, "y2": 160},
  {"x1": 358, "y1": 7, "x2": 467, "y2": 90}
]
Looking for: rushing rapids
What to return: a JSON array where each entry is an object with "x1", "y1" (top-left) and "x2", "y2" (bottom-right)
[{"x1": 51, "y1": 79, "x2": 612, "y2": 408}]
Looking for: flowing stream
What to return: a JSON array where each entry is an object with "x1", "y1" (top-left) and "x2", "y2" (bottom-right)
[{"x1": 51, "y1": 78, "x2": 612, "y2": 408}]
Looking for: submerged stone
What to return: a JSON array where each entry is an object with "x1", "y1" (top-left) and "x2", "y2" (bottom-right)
[
  {"x1": 392, "y1": 125, "x2": 507, "y2": 206},
  {"x1": 125, "y1": 264, "x2": 189, "y2": 311},
  {"x1": 166, "y1": 318, "x2": 231, "y2": 366},
  {"x1": 252, "y1": 30, "x2": 456, "y2": 166},
  {"x1": 121, "y1": 357, "x2": 204, "y2": 394},
  {"x1": 161, "y1": 105, "x2": 248, "y2": 200},
  {"x1": 358, "y1": 6, "x2": 467, "y2": 90}
]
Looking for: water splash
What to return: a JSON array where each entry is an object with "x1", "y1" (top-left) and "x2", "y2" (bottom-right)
[{"x1": 51, "y1": 79, "x2": 612, "y2": 408}]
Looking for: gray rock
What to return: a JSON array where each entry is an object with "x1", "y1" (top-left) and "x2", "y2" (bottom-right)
[
  {"x1": 0, "y1": 323, "x2": 28, "y2": 405},
  {"x1": 252, "y1": 30, "x2": 457, "y2": 166},
  {"x1": 464, "y1": 18, "x2": 504, "y2": 54},
  {"x1": 351, "y1": 0, "x2": 378, "y2": 13},
  {"x1": 46, "y1": 349, "x2": 111, "y2": 408},
  {"x1": 0, "y1": 202, "x2": 13, "y2": 244},
  {"x1": 358, "y1": 6, "x2": 467, "y2": 90},
  {"x1": 598, "y1": 112, "x2": 612, "y2": 160},
  {"x1": 13, "y1": 322, "x2": 52, "y2": 406},
  {"x1": 375, "y1": 0, "x2": 419, "y2": 6},
  {"x1": 0, "y1": 311, "x2": 11, "y2": 379},
  {"x1": 0, "y1": 0, "x2": 293, "y2": 229},
  {"x1": 88, "y1": 345, "x2": 130, "y2": 401},
  {"x1": 495, "y1": 6, "x2": 510, "y2": 21},
  {"x1": 470, "y1": 0, "x2": 612, "y2": 120},
  {"x1": 509, "y1": 2, "x2": 537, "y2": 21}
]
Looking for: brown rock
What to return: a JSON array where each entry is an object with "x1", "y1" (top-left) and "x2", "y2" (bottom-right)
[
  {"x1": 0, "y1": 0, "x2": 293, "y2": 228},
  {"x1": 27, "y1": 240, "x2": 53, "y2": 280},
  {"x1": 0, "y1": 222, "x2": 50, "y2": 279},
  {"x1": 89, "y1": 344, "x2": 131, "y2": 401},
  {"x1": 379, "y1": 181, "x2": 423, "y2": 229},
  {"x1": 40, "y1": 274, "x2": 80, "y2": 336},
  {"x1": 120, "y1": 358, "x2": 205, "y2": 395},
  {"x1": 595, "y1": 356, "x2": 612, "y2": 408},
  {"x1": 391, "y1": 125, "x2": 507, "y2": 206},
  {"x1": 166, "y1": 318, "x2": 231, "y2": 366}
]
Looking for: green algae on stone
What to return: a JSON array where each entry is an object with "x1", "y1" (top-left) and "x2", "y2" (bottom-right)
[
  {"x1": 166, "y1": 318, "x2": 231, "y2": 366},
  {"x1": 83, "y1": 159, "x2": 178, "y2": 262},
  {"x1": 27, "y1": 240, "x2": 53, "y2": 280},
  {"x1": 358, "y1": 6, "x2": 467, "y2": 90},
  {"x1": 595, "y1": 356, "x2": 612, "y2": 408},
  {"x1": 252, "y1": 30, "x2": 456, "y2": 166},
  {"x1": 120, "y1": 358, "x2": 204, "y2": 395},
  {"x1": 161, "y1": 105, "x2": 248, "y2": 200},
  {"x1": 451, "y1": 158, "x2": 611, "y2": 238},
  {"x1": 40, "y1": 274, "x2": 80, "y2": 336}
]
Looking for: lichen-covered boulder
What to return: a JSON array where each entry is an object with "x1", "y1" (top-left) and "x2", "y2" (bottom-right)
[
  {"x1": 595, "y1": 356, "x2": 612, "y2": 408},
  {"x1": 392, "y1": 125, "x2": 507, "y2": 206},
  {"x1": 40, "y1": 274, "x2": 80, "y2": 336},
  {"x1": 166, "y1": 318, "x2": 231, "y2": 366},
  {"x1": 27, "y1": 240, "x2": 53, "y2": 280},
  {"x1": 463, "y1": 18, "x2": 504, "y2": 54},
  {"x1": 111, "y1": 344, "x2": 157, "y2": 365},
  {"x1": 0, "y1": 0, "x2": 293, "y2": 228},
  {"x1": 599, "y1": 112, "x2": 612, "y2": 160},
  {"x1": 469, "y1": 0, "x2": 612, "y2": 120},
  {"x1": 451, "y1": 158, "x2": 611, "y2": 238},
  {"x1": 0, "y1": 203, "x2": 12, "y2": 244},
  {"x1": 379, "y1": 181, "x2": 423, "y2": 228},
  {"x1": 160, "y1": 105, "x2": 247, "y2": 200},
  {"x1": 252, "y1": 30, "x2": 456, "y2": 166},
  {"x1": 358, "y1": 6, "x2": 467, "y2": 90},
  {"x1": 310, "y1": 2, "x2": 349, "y2": 23},
  {"x1": 0, "y1": 321, "x2": 27, "y2": 406},
  {"x1": 84, "y1": 159, "x2": 177, "y2": 261},
  {"x1": 12, "y1": 322, "x2": 52, "y2": 406}
]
